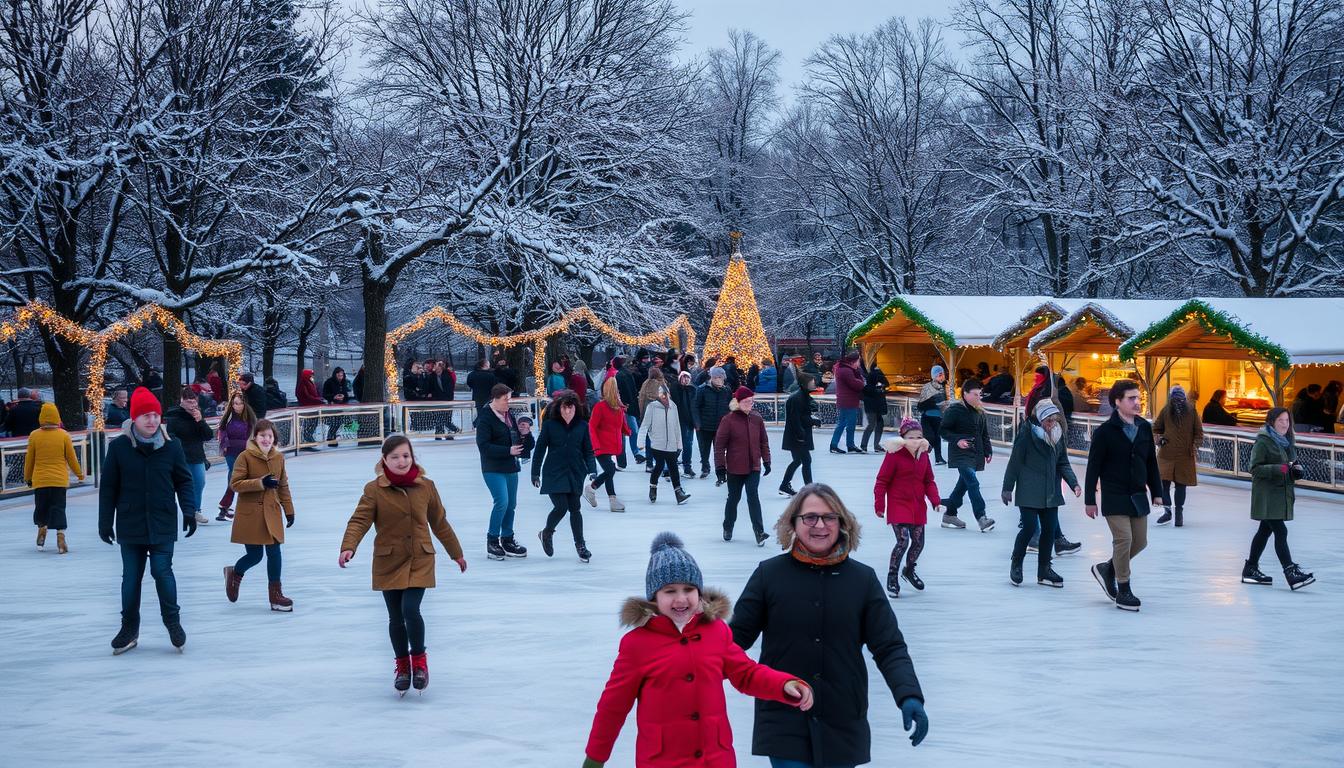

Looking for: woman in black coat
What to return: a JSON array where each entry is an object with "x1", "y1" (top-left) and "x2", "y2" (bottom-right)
[
  {"x1": 778, "y1": 373, "x2": 821, "y2": 497},
  {"x1": 860, "y1": 364, "x2": 890, "y2": 451},
  {"x1": 668, "y1": 370, "x2": 698, "y2": 477},
  {"x1": 730, "y1": 484, "x2": 927, "y2": 766},
  {"x1": 531, "y1": 390, "x2": 597, "y2": 563}
]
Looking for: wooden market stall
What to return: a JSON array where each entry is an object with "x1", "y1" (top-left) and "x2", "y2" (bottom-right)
[
  {"x1": 991, "y1": 299, "x2": 1090, "y2": 402},
  {"x1": 1028, "y1": 300, "x2": 1182, "y2": 416},
  {"x1": 1118, "y1": 298, "x2": 1344, "y2": 426},
  {"x1": 847, "y1": 295, "x2": 1057, "y2": 398}
]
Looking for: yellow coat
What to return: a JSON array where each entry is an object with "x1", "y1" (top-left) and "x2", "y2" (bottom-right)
[{"x1": 23, "y1": 404, "x2": 83, "y2": 488}]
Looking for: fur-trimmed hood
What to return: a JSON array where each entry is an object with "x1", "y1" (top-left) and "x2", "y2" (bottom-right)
[
  {"x1": 619, "y1": 587, "x2": 730, "y2": 628},
  {"x1": 881, "y1": 435, "x2": 930, "y2": 457}
]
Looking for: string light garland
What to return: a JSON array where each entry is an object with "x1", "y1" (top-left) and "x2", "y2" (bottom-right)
[
  {"x1": 702, "y1": 233, "x2": 774, "y2": 366},
  {"x1": 86, "y1": 305, "x2": 244, "y2": 431},
  {"x1": 847, "y1": 295, "x2": 957, "y2": 349},
  {"x1": 1118, "y1": 300, "x2": 1290, "y2": 368},
  {"x1": 383, "y1": 306, "x2": 697, "y2": 402},
  {"x1": 0, "y1": 299, "x2": 100, "y2": 347}
]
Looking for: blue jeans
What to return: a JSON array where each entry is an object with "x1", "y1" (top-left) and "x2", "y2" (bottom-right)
[
  {"x1": 946, "y1": 465, "x2": 986, "y2": 517},
  {"x1": 680, "y1": 425, "x2": 695, "y2": 470},
  {"x1": 830, "y1": 407, "x2": 860, "y2": 449},
  {"x1": 625, "y1": 413, "x2": 642, "y2": 459},
  {"x1": 482, "y1": 471, "x2": 519, "y2": 538},
  {"x1": 770, "y1": 760, "x2": 855, "y2": 768},
  {"x1": 235, "y1": 543, "x2": 283, "y2": 581},
  {"x1": 120, "y1": 542, "x2": 178, "y2": 625},
  {"x1": 187, "y1": 462, "x2": 206, "y2": 514}
]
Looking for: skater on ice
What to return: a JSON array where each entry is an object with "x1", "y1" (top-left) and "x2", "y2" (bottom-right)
[
  {"x1": 873, "y1": 418, "x2": 940, "y2": 597},
  {"x1": 223, "y1": 419, "x2": 297, "y2": 611}
]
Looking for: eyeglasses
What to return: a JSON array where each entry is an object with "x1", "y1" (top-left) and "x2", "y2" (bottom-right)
[{"x1": 796, "y1": 513, "x2": 841, "y2": 527}]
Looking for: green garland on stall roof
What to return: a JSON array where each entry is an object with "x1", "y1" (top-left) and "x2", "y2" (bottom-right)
[
  {"x1": 1118, "y1": 299, "x2": 1291, "y2": 368},
  {"x1": 847, "y1": 297, "x2": 957, "y2": 349},
  {"x1": 991, "y1": 306, "x2": 1064, "y2": 350}
]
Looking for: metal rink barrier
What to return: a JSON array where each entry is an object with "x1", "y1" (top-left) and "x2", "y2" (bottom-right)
[
  {"x1": 0, "y1": 432, "x2": 94, "y2": 497},
  {"x1": 292, "y1": 406, "x2": 386, "y2": 450}
]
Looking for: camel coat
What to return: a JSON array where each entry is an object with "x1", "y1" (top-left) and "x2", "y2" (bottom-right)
[
  {"x1": 340, "y1": 463, "x2": 464, "y2": 590},
  {"x1": 229, "y1": 440, "x2": 296, "y2": 545},
  {"x1": 1153, "y1": 405, "x2": 1203, "y2": 486}
]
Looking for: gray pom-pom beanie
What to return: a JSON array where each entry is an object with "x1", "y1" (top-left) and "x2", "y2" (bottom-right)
[{"x1": 645, "y1": 532, "x2": 704, "y2": 599}]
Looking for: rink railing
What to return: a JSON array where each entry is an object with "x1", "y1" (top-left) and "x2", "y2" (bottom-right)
[{"x1": 2, "y1": 396, "x2": 1338, "y2": 498}]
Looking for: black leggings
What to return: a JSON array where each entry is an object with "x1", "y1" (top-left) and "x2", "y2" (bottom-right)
[
  {"x1": 724, "y1": 472, "x2": 764, "y2": 536},
  {"x1": 649, "y1": 449, "x2": 682, "y2": 488},
  {"x1": 889, "y1": 524, "x2": 925, "y2": 576},
  {"x1": 545, "y1": 492, "x2": 585, "y2": 544},
  {"x1": 920, "y1": 415, "x2": 943, "y2": 462},
  {"x1": 383, "y1": 588, "x2": 426, "y2": 657},
  {"x1": 591, "y1": 455, "x2": 617, "y2": 496},
  {"x1": 782, "y1": 448, "x2": 812, "y2": 485},
  {"x1": 861, "y1": 409, "x2": 885, "y2": 450},
  {"x1": 1248, "y1": 520, "x2": 1294, "y2": 568},
  {"x1": 1162, "y1": 480, "x2": 1188, "y2": 509}
]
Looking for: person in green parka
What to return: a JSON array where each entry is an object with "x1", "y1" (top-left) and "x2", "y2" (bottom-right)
[{"x1": 1243, "y1": 407, "x2": 1315, "y2": 590}]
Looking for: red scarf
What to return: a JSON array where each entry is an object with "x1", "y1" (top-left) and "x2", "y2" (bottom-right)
[
  {"x1": 790, "y1": 537, "x2": 850, "y2": 567},
  {"x1": 382, "y1": 462, "x2": 420, "y2": 487}
]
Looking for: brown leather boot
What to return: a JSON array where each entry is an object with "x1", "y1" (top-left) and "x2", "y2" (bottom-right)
[
  {"x1": 36, "y1": 526, "x2": 47, "y2": 548},
  {"x1": 224, "y1": 566, "x2": 242, "y2": 603},
  {"x1": 268, "y1": 581, "x2": 293, "y2": 612},
  {"x1": 56, "y1": 531, "x2": 68, "y2": 554}
]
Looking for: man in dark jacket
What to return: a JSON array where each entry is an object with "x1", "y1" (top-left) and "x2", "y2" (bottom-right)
[
  {"x1": 493, "y1": 357, "x2": 521, "y2": 395},
  {"x1": 105, "y1": 389, "x2": 132, "y2": 428},
  {"x1": 99, "y1": 388, "x2": 196, "y2": 655},
  {"x1": 1085, "y1": 379, "x2": 1164, "y2": 612},
  {"x1": 692, "y1": 366, "x2": 731, "y2": 479},
  {"x1": 668, "y1": 370, "x2": 698, "y2": 476},
  {"x1": 466, "y1": 359, "x2": 498, "y2": 414},
  {"x1": 429, "y1": 359, "x2": 460, "y2": 439},
  {"x1": 983, "y1": 369, "x2": 1015, "y2": 404},
  {"x1": 615, "y1": 358, "x2": 643, "y2": 464},
  {"x1": 731, "y1": 488, "x2": 927, "y2": 766},
  {"x1": 164, "y1": 390, "x2": 215, "y2": 527},
  {"x1": 940, "y1": 379, "x2": 995, "y2": 531},
  {"x1": 239, "y1": 372, "x2": 266, "y2": 419},
  {"x1": 7, "y1": 388, "x2": 44, "y2": 437},
  {"x1": 779, "y1": 374, "x2": 822, "y2": 496}
]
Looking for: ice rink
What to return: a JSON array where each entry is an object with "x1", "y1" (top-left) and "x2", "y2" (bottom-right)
[{"x1": 1, "y1": 430, "x2": 1340, "y2": 767}]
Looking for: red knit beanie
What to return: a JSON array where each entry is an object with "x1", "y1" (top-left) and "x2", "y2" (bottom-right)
[
  {"x1": 130, "y1": 387, "x2": 162, "y2": 420},
  {"x1": 734, "y1": 386, "x2": 754, "y2": 401}
]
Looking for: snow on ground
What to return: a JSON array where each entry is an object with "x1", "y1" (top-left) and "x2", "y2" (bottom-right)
[{"x1": 1, "y1": 430, "x2": 1341, "y2": 767}]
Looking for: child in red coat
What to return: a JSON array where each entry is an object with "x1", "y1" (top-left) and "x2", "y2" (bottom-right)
[
  {"x1": 583, "y1": 532, "x2": 812, "y2": 767},
  {"x1": 874, "y1": 419, "x2": 942, "y2": 598}
]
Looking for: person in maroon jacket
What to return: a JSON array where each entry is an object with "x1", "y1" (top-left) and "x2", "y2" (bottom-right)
[
  {"x1": 829, "y1": 352, "x2": 865, "y2": 454},
  {"x1": 874, "y1": 419, "x2": 941, "y2": 598},
  {"x1": 714, "y1": 387, "x2": 772, "y2": 546}
]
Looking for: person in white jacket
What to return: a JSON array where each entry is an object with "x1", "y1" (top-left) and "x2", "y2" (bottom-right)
[{"x1": 636, "y1": 386, "x2": 691, "y2": 505}]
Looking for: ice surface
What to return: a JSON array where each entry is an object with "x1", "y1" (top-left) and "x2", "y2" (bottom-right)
[{"x1": 1, "y1": 433, "x2": 1341, "y2": 767}]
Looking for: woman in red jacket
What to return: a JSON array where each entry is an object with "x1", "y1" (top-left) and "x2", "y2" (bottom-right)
[
  {"x1": 583, "y1": 532, "x2": 812, "y2": 768},
  {"x1": 294, "y1": 369, "x2": 325, "y2": 447},
  {"x1": 874, "y1": 419, "x2": 941, "y2": 598},
  {"x1": 587, "y1": 378, "x2": 632, "y2": 512}
]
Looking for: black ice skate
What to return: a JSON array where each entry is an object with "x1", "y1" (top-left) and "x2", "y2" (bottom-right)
[
  {"x1": 1284, "y1": 564, "x2": 1315, "y2": 591},
  {"x1": 1240, "y1": 560, "x2": 1272, "y2": 585}
]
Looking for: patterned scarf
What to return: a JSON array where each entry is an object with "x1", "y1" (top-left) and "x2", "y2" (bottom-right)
[{"x1": 790, "y1": 537, "x2": 850, "y2": 567}]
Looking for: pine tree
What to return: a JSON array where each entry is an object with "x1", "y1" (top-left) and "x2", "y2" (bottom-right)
[{"x1": 703, "y1": 234, "x2": 773, "y2": 367}]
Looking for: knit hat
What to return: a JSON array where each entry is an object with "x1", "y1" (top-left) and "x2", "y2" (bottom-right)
[
  {"x1": 734, "y1": 386, "x2": 754, "y2": 401},
  {"x1": 899, "y1": 418, "x2": 921, "y2": 436},
  {"x1": 1170, "y1": 384, "x2": 1187, "y2": 401},
  {"x1": 931, "y1": 365, "x2": 945, "y2": 379},
  {"x1": 709, "y1": 366, "x2": 726, "y2": 380},
  {"x1": 39, "y1": 402, "x2": 60, "y2": 427},
  {"x1": 130, "y1": 387, "x2": 162, "y2": 420},
  {"x1": 1033, "y1": 399, "x2": 1061, "y2": 423},
  {"x1": 645, "y1": 532, "x2": 703, "y2": 599}
]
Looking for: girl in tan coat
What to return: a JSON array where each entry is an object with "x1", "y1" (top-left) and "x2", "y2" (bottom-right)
[
  {"x1": 340, "y1": 435, "x2": 466, "y2": 695},
  {"x1": 223, "y1": 419, "x2": 296, "y2": 611}
]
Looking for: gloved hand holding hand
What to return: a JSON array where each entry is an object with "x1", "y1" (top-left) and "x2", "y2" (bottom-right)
[
  {"x1": 182, "y1": 513, "x2": 197, "y2": 538},
  {"x1": 1289, "y1": 462, "x2": 1306, "y2": 481},
  {"x1": 900, "y1": 697, "x2": 929, "y2": 747},
  {"x1": 1001, "y1": 490, "x2": 1012, "y2": 507},
  {"x1": 762, "y1": 461, "x2": 771, "y2": 476},
  {"x1": 100, "y1": 528, "x2": 116, "y2": 545},
  {"x1": 286, "y1": 515, "x2": 295, "y2": 528},
  {"x1": 261, "y1": 474, "x2": 280, "y2": 489}
]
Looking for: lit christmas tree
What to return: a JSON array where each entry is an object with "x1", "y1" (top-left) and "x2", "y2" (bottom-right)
[{"x1": 702, "y1": 233, "x2": 773, "y2": 366}]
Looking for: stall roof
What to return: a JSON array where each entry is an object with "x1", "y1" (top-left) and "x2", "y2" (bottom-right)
[
  {"x1": 848, "y1": 295, "x2": 1055, "y2": 348},
  {"x1": 992, "y1": 299, "x2": 1092, "y2": 350},
  {"x1": 1119, "y1": 298, "x2": 1344, "y2": 367},
  {"x1": 1029, "y1": 300, "x2": 1184, "y2": 354}
]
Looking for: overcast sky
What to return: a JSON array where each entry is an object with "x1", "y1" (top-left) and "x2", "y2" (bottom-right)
[{"x1": 336, "y1": 0, "x2": 962, "y2": 93}]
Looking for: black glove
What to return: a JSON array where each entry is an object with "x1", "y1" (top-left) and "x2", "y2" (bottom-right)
[
  {"x1": 262, "y1": 474, "x2": 280, "y2": 489},
  {"x1": 100, "y1": 529, "x2": 115, "y2": 545},
  {"x1": 183, "y1": 513, "x2": 197, "y2": 538},
  {"x1": 762, "y1": 461, "x2": 771, "y2": 476},
  {"x1": 1289, "y1": 462, "x2": 1306, "y2": 481},
  {"x1": 286, "y1": 514, "x2": 295, "y2": 528},
  {"x1": 532, "y1": 476, "x2": 541, "y2": 488}
]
